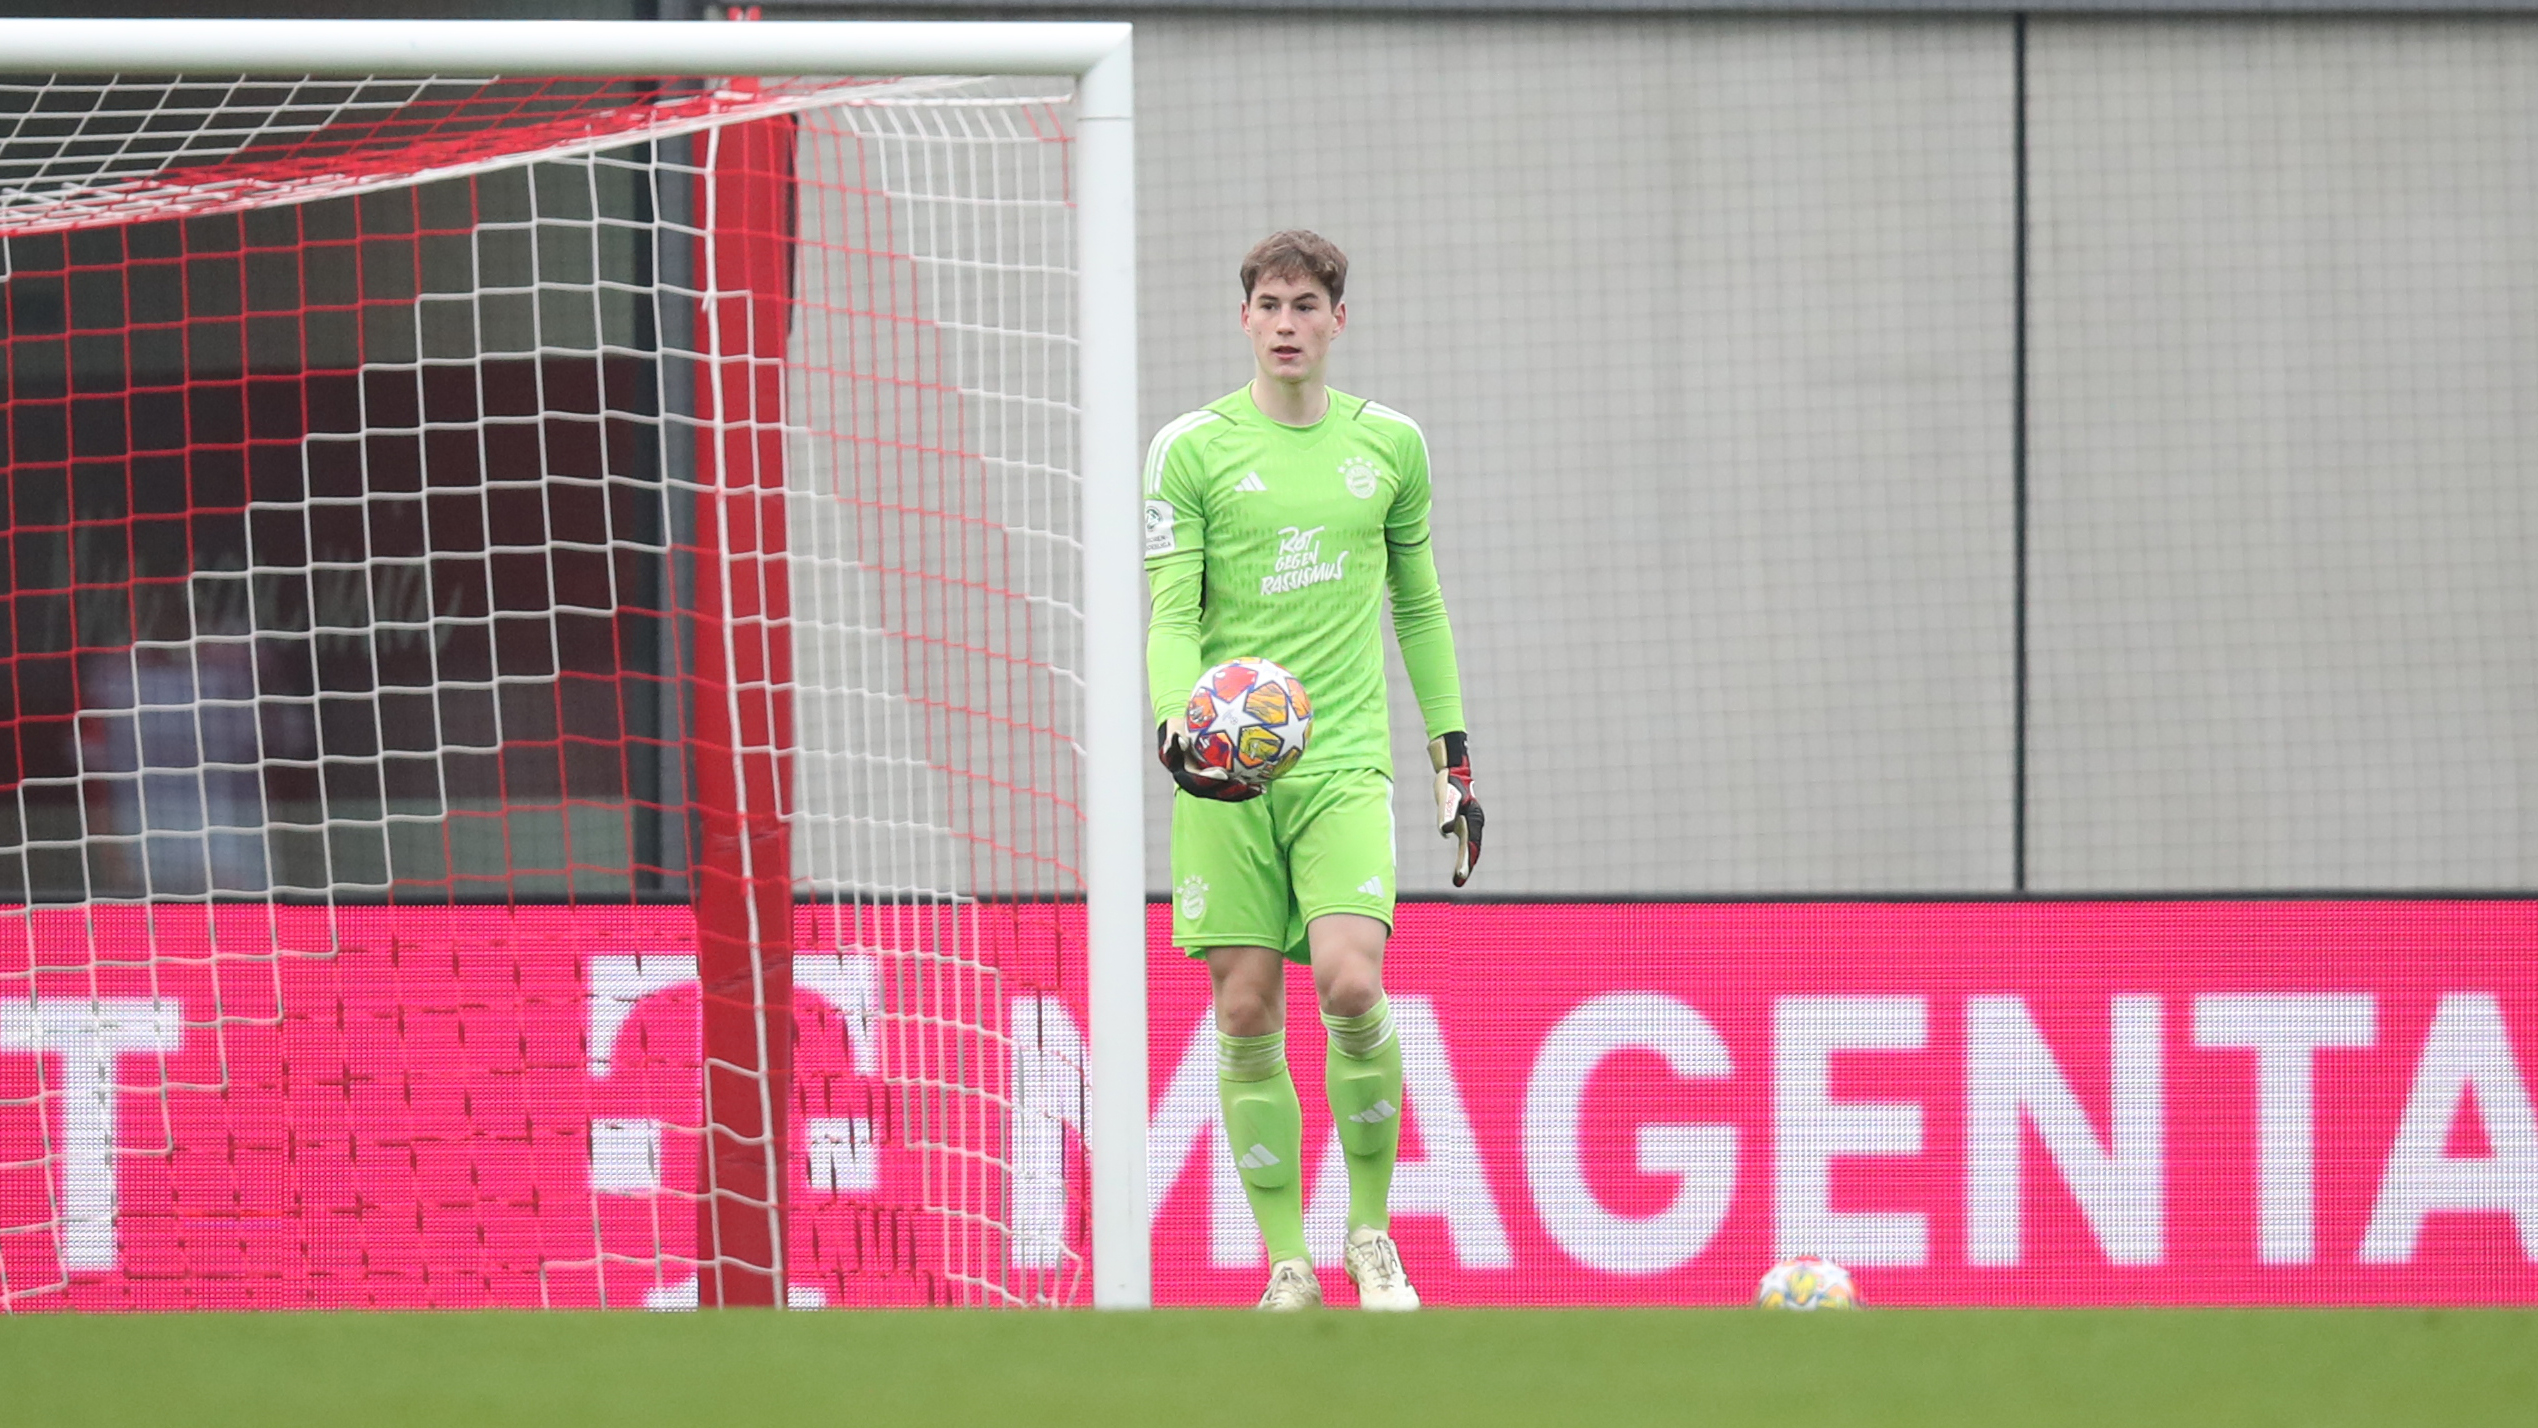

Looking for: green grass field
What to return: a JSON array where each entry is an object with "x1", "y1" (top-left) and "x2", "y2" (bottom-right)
[{"x1": 3, "y1": 1307, "x2": 2531, "y2": 1427}]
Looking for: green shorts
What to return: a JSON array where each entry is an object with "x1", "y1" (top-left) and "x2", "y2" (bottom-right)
[{"x1": 1170, "y1": 767, "x2": 1396, "y2": 963}]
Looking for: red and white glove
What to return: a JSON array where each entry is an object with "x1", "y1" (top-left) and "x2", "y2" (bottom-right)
[
  {"x1": 1428, "y1": 732, "x2": 1483, "y2": 887},
  {"x1": 1159, "y1": 716, "x2": 1261, "y2": 803}
]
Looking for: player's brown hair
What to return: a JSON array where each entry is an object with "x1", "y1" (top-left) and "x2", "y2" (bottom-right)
[{"x1": 1240, "y1": 230, "x2": 1348, "y2": 304}]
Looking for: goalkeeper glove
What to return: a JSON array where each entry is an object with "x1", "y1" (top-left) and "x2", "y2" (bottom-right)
[
  {"x1": 1428, "y1": 731, "x2": 1483, "y2": 887},
  {"x1": 1159, "y1": 718, "x2": 1261, "y2": 803}
]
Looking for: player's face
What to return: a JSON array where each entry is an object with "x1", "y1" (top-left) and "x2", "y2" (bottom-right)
[{"x1": 1241, "y1": 274, "x2": 1345, "y2": 385}]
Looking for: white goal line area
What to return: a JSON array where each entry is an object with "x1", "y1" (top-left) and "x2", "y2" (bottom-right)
[{"x1": 0, "y1": 20, "x2": 1150, "y2": 1310}]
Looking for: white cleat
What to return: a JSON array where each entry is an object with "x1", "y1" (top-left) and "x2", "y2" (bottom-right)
[
  {"x1": 1256, "y1": 1257, "x2": 1324, "y2": 1311},
  {"x1": 1343, "y1": 1226, "x2": 1421, "y2": 1311}
]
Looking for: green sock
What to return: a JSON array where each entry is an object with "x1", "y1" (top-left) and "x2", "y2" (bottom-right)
[
  {"x1": 1321, "y1": 997, "x2": 1403, "y2": 1236},
  {"x1": 1218, "y1": 1029, "x2": 1308, "y2": 1264}
]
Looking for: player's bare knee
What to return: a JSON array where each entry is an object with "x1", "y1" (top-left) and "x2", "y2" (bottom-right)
[
  {"x1": 1318, "y1": 980, "x2": 1380, "y2": 1020},
  {"x1": 1313, "y1": 962, "x2": 1382, "y2": 1020},
  {"x1": 1207, "y1": 947, "x2": 1285, "y2": 1036},
  {"x1": 1211, "y1": 970, "x2": 1282, "y2": 1035},
  {"x1": 1215, "y1": 989, "x2": 1281, "y2": 1038},
  {"x1": 1307, "y1": 915, "x2": 1385, "y2": 1018}
]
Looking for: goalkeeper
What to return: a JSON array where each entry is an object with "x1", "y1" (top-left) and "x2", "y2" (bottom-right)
[{"x1": 1145, "y1": 230, "x2": 1481, "y2": 1311}]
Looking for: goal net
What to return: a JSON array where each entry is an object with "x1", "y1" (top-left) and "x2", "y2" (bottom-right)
[{"x1": 0, "y1": 24, "x2": 1133, "y2": 1310}]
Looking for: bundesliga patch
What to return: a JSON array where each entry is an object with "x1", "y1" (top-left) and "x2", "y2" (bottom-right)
[{"x1": 1144, "y1": 500, "x2": 1176, "y2": 556}]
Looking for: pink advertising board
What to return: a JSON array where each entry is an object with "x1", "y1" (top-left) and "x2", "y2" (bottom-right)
[
  {"x1": 0, "y1": 903, "x2": 1084, "y2": 1311},
  {"x1": 1, "y1": 900, "x2": 2532, "y2": 1309},
  {"x1": 1150, "y1": 901, "x2": 2538, "y2": 1307}
]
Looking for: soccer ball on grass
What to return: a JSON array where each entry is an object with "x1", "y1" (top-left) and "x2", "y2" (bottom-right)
[
  {"x1": 1184, "y1": 657, "x2": 1313, "y2": 785},
  {"x1": 1754, "y1": 1256, "x2": 1859, "y2": 1311}
]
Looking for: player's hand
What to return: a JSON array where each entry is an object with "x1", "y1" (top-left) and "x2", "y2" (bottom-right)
[
  {"x1": 1159, "y1": 718, "x2": 1261, "y2": 803},
  {"x1": 1428, "y1": 732, "x2": 1483, "y2": 886}
]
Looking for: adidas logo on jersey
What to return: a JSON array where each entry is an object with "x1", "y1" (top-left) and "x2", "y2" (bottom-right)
[
  {"x1": 1234, "y1": 471, "x2": 1267, "y2": 492},
  {"x1": 1357, "y1": 876, "x2": 1384, "y2": 897},
  {"x1": 1347, "y1": 1099, "x2": 1398, "y2": 1126},
  {"x1": 1236, "y1": 1143, "x2": 1281, "y2": 1170}
]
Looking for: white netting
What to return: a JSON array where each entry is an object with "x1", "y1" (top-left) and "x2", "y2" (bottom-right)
[
  {"x1": 0, "y1": 73, "x2": 971, "y2": 235},
  {"x1": 0, "y1": 71, "x2": 1090, "y2": 1309}
]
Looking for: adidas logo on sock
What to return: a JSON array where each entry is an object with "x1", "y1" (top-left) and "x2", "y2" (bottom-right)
[
  {"x1": 1357, "y1": 876, "x2": 1383, "y2": 897},
  {"x1": 1234, "y1": 472, "x2": 1267, "y2": 492},
  {"x1": 1347, "y1": 1099, "x2": 1398, "y2": 1125},
  {"x1": 1236, "y1": 1143, "x2": 1281, "y2": 1170}
]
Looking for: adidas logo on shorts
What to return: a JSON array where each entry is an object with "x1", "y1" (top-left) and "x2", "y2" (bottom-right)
[{"x1": 1357, "y1": 876, "x2": 1383, "y2": 897}]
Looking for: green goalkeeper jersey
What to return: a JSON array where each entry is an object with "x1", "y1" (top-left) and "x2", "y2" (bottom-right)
[{"x1": 1144, "y1": 385, "x2": 1464, "y2": 778}]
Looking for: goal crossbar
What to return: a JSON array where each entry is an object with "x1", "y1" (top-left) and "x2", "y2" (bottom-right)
[
  {"x1": 0, "y1": 18, "x2": 1149, "y2": 1311},
  {"x1": 0, "y1": 19, "x2": 1131, "y2": 80}
]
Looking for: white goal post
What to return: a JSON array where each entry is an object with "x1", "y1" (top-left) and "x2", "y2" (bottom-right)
[{"x1": 0, "y1": 19, "x2": 1148, "y2": 1310}]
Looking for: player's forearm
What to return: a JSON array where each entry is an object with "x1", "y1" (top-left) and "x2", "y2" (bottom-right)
[
  {"x1": 1387, "y1": 542, "x2": 1466, "y2": 738},
  {"x1": 1145, "y1": 555, "x2": 1207, "y2": 723}
]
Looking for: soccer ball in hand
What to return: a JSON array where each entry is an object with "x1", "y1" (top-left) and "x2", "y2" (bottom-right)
[
  {"x1": 1754, "y1": 1256, "x2": 1859, "y2": 1311},
  {"x1": 1184, "y1": 657, "x2": 1313, "y2": 785}
]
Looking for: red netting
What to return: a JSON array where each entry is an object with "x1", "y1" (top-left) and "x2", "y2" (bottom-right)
[{"x1": 1, "y1": 75, "x2": 1088, "y2": 1309}]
